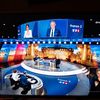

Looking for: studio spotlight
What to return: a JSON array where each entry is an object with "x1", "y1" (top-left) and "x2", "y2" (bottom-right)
[
  {"x1": 22, "y1": 42, "x2": 24, "y2": 44},
  {"x1": 70, "y1": 41, "x2": 72, "y2": 44},
  {"x1": 33, "y1": 41, "x2": 35, "y2": 44},
  {"x1": 37, "y1": 41, "x2": 40, "y2": 44},
  {"x1": 48, "y1": 41, "x2": 51, "y2": 44},
  {"x1": 59, "y1": 41, "x2": 61, "y2": 44},
  {"x1": 82, "y1": 42, "x2": 84, "y2": 44},
  {"x1": 76, "y1": 42, "x2": 78, "y2": 44},
  {"x1": 16, "y1": 42, "x2": 19, "y2": 44},
  {"x1": 43, "y1": 41, "x2": 45, "y2": 44},
  {"x1": 10, "y1": 42, "x2": 13, "y2": 44},
  {"x1": 4, "y1": 42, "x2": 7, "y2": 44},
  {"x1": 3, "y1": 24, "x2": 5, "y2": 26},
  {"x1": 53, "y1": 41, "x2": 56, "y2": 44},
  {"x1": 64, "y1": 41, "x2": 66, "y2": 44},
  {"x1": 96, "y1": 42, "x2": 99, "y2": 44},
  {"x1": 89, "y1": 42, "x2": 91, "y2": 44},
  {"x1": 27, "y1": 41, "x2": 30, "y2": 44}
]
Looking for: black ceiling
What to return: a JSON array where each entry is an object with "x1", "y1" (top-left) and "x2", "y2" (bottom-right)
[
  {"x1": 0, "y1": 0, "x2": 100, "y2": 13},
  {"x1": 0, "y1": 0, "x2": 100, "y2": 39}
]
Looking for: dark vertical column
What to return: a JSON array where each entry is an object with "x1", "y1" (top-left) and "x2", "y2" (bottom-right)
[{"x1": 0, "y1": 68, "x2": 2, "y2": 90}]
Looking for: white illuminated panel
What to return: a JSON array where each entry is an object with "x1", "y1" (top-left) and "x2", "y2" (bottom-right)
[{"x1": 21, "y1": 61, "x2": 86, "y2": 76}]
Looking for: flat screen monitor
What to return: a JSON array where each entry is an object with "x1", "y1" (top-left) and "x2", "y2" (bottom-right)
[{"x1": 17, "y1": 19, "x2": 84, "y2": 39}]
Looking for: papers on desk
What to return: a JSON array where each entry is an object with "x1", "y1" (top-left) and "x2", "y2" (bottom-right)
[{"x1": 27, "y1": 78, "x2": 37, "y2": 84}]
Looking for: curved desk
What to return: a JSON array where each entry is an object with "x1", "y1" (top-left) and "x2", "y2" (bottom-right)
[{"x1": 19, "y1": 60, "x2": 89, "y2": 95}]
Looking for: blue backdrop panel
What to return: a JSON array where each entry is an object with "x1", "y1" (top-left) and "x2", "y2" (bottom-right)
[{"x1": 67, "y1": 19, "x2": 84, "y2": 39}]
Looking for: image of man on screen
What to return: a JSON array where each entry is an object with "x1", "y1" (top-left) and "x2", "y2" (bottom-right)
[
  {"x1": 46, "y1": 20, "x2": 61, "y2": 37},
  {"x1": 24, "y1": 24, "x2": 33, "y2": 38}
]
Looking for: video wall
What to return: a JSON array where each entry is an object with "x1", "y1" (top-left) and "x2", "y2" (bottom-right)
[
  {"x1": 17, "y1": 19, "x2": 84, "y2": 39},
  {"x1": 0, "y1": 18, "x2": 100, "y2": 96}
]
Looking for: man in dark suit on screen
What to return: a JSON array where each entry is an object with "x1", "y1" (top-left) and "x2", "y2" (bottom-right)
[{"x1": 46, "y1": 20, "x2": 61, "y2": 37}]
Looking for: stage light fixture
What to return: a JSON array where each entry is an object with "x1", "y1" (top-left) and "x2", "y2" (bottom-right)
[
  {"x1": 76, "y1": 42, "x2": 78, "y2": 44},
  {"x1": 70, "y1": 41, "x2": 72, "y2": 44},
  {"x1": 4, "y1": 42, "x2": 7, "y2": 44},
  {"x1": 96, "y1": 42, "x2": 99, "y2": 44},
  {"x1": 82, "y1": 42, "x2": 84, "y2": 44},
  {"x1": 37, "y1": 41, "x2": 40, "y2": 44},
  {"x1": 59, "y1": 41, "x2": 61, "y2": 44},
  {"x1": 27, "y1": 41, "x2": 30, "y2": 44},
  {"x1": 10, "y1": 42, "x2": 13, "y2": 44},
  {"x1": 16, "y1": 42, "x2": 19, "y2": 44},
  {"x1": 3, "y1": 24, "x2": 5, "y2": 26},
  {"x1": 90, "y1": 19, "x2": 93, "y2": 21},
  {"x1": 89, "y1": 42, "x2": 91, "y2": 44},
  {"x1": 33, "y1": 41, "x2": 35, "y2": 44},
  {"x1": 64, "y1": 41, "x2": 66, "y2": 44},
  {"x1": 13, "y1": 25, "x2": 15, "y2": 27},
  {"x1": 22, "y1": 42, "x2": 24, "y2": 44},
  {"x1": 43, "y1": 41, "x2": 45, "y2": 44},
  {"x1": 48, "y1": 41, "x2": 51, "y2": 44},
  {"x1": 53, "y1": 41, "x2": 56, "y2": 44}
]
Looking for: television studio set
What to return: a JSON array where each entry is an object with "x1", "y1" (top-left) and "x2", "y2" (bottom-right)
[{"x1": 0, "y1": 16, "x2": 99, "y2": 96}]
